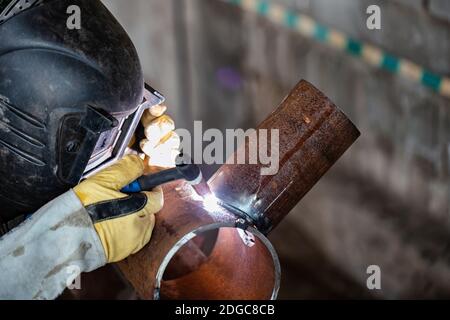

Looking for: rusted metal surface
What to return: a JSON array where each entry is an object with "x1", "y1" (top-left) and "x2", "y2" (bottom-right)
[
  {"x1": 210, "y1": 80, "x2": 361, "y2": 231},
  {"x1": 117, "y1": 80, "x2": 360, "y2": 300}
]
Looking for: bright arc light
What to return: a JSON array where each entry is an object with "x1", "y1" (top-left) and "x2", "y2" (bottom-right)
[
  {"x1": 189, "y1": 185, "x2": 221, "y2": 212},
  {"x1": 202, "y1": 194, "x2": 221, "y2": 212}
]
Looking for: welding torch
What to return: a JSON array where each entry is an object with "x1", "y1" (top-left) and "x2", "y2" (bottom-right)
[
  {"x1": 121, "y1": 154, "x2": 212, "y2": 197},
  {"x1": 121, "y1": 154, "x2": 272, "y2": 232}
]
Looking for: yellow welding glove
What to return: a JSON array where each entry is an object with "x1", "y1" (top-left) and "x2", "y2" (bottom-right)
[
  {"x1": 140, "y1": 105, "x2": 180, "y2": 170},
  {"x1": 73, "y1": 155, "x2": 163, "y2": 263}
]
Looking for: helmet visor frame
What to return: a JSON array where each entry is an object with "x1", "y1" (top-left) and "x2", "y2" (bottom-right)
[{"x1": 82, "y1": 86, "x2": 165, "y2": 178}]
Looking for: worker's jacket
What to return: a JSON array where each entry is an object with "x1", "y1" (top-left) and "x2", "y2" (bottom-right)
[{"x1": 0, "y1": 191, "x2": 106, "y2": 299}]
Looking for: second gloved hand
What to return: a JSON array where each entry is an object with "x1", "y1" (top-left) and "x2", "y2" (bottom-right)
[
  {"x1": 73, "y1": 155, "x2": 163, "y2": 263},
  {"x1": 140, "y1": 105, "x2": 180, "y2": 169}
]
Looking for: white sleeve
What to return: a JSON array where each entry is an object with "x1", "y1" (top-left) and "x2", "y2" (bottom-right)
[{"x1": 0, "y1": 190, "x2": 107, "y2": 300}]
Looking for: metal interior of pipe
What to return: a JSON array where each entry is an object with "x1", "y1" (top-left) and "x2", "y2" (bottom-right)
[{"x1": 153, "y1": 223, "x2": 281, "y2": 300}]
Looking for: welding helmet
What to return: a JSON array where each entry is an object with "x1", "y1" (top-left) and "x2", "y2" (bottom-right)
[{"x1": 0, "y1": 0, "x2": 164, "y2": 223}]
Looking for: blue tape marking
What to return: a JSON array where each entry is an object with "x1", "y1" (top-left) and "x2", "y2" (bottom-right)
[
  {"x1": 284, "y1": 10, "x2": 298, "y2": 28},
  {"x1": 422, "y1": 71, "x2": 442, "y2": 91},
  {"x1": 228, "y1": 0, "x2": 241, "y2": 5},
  {"x1": 314, "y1": 24, "x2": 329, "y2": 42},
  {"x1": 381, "y1": 54, "x2": 400, "y2": 72},
  {"x1": 347, "y1": 38, "x2": 362, "y2": 56},
  {"x1": 257, "y1": 0, "x2": 269, "y2": 16}
]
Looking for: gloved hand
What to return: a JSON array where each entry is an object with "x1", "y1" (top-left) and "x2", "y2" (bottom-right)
[
  {"x1": 73, "y1": 155, "x2": 163, "y2": 263},
  {"x1": 140, "y1": 105, "x2": 180, "y2": 169}
]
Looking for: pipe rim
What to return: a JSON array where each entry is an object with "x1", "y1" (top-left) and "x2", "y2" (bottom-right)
[{"x1": 153, "y1": 221, "x2": 281, "y2": 300}]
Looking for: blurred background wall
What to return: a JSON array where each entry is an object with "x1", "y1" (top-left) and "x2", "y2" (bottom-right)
[{"x1": 102, "y1": 0, "x2": 450, "y2": 299}]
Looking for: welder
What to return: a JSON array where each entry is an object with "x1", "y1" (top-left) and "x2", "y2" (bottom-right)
[{"x1": 0, "y1": 0, "x2": 179, "y2": 299}]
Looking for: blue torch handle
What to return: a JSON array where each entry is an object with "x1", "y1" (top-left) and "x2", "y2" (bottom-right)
[
  {"x1": 120, "y1": 162, "x2": 200, "y2": 193},
  {"x1": 121, "y1": 180, "x2": 142, "y2": 193}
]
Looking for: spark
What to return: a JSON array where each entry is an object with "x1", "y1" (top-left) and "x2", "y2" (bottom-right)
[{"x1": 202, "y1": 194, "x2": 221, "y2": 212}]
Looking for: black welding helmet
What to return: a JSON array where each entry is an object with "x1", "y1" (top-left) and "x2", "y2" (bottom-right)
[{"x1": 0, "y1": 0, "x2": 164, "y2": 222}]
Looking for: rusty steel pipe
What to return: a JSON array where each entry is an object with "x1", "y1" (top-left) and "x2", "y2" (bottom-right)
[{"x1": 117, "y1": 80, "x2": 360, "y2": 300}]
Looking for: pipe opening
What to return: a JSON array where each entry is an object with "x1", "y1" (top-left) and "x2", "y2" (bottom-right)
[
  {"x1": 154, "y1": 224, "x2": 280, "y2": 300},
  {"x1": 162, "y1": 228, "x2": 219, "y2": 281}
]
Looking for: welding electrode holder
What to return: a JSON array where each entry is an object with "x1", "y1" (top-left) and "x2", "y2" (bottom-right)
[
  {"x1": 121, "y1": 155, "x2": 272, "y2": 233},
  {"x1": 121, "y1": 158, "x2": 201, "y2": 193}
]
